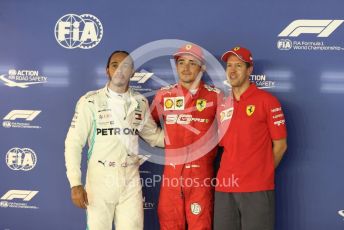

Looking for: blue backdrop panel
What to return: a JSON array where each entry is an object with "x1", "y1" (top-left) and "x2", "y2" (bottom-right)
[{"x1": 0, "y1": 0, "x2": 344, "y2": 229}]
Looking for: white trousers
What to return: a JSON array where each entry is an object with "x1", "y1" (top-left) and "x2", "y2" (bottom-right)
[{"x1": 85, "y1": 165, "x2": 143, "y2": 230}]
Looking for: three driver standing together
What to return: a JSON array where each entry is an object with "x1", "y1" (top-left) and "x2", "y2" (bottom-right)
[{"x1": 65, "y1": 44, "x2": 287, "y2": 230}]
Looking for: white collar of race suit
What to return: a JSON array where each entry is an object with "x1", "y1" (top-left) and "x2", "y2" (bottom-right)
[
  {"x1": 103, "y1": 85, "x2": 139, "y2": 115},
  {"x1": 107, "y1": 86, "x2": 130, "y2": 100}
]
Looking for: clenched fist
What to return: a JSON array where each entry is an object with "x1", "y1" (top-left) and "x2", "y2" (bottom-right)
[{"x1": 71, "y1": 185, "x2": 88, "y2": 209}]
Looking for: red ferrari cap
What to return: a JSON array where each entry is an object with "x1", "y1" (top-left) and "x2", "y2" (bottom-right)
[
  {"x1": 221, "y1": 46, "x2": 253, "y2": 66},
  {"x1": 173, "y1": 43, "x2": 204, "y2": 63}
]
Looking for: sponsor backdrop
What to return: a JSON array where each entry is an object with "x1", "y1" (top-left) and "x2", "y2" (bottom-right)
[{"x1": 0, "y1": 0, "x2": 344, "y2": 229}]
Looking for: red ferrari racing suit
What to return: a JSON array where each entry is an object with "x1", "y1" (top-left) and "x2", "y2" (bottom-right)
[{"x1": 151, "y1": 81, "x2": 223, "y2": 230}]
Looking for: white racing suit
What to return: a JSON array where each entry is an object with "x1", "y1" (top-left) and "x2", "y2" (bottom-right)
[{"x1": 65, "y1": 86, "x2": 164, "y2": 230}]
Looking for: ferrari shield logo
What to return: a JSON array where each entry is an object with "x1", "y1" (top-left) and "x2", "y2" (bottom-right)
[
  {"x1": 246, "y1": 105, "x2": 255, "y2": 116},
  {"x1": 196, "y1": 99, "x2": 207, "y2": 112},
  {"x1": 185, "y1": 44, "x2": 192, "y2": 50},
  {"x1": 233, "y1": 46, "x2": 241, "y2": 51}
]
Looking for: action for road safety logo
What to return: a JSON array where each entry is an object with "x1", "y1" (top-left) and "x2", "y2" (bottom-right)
[
  {"x1": 338, "y1": 210, "x2": 344, "y2": 218},
  {"x1": 0, "y1": 69, "x2": 47, "y2": 88}
]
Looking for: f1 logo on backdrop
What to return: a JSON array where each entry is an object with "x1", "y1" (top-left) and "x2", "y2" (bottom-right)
[
  {"x1": 3, "y1": 110, "x2": 41, "y2": 121},
  {"x1": 279, "y1": 20, "x2": 344, "y2": 37},
  {"x1": 131, "y1": 72, "x2": 154, "y2": 84},
  {"x1": 277, "y1": 19, "x2": 344, "y2": 51},
  {"x1": 0, "y1": 190, "x2": 39, "y2": 209},
  {"x1": 2, "y1": 110, "x2": 42, "y2": 129},
  {"x1": 1, "y1": 190, "x2": 38, "y2": 201},
  {"x1": 55, "y1": 14, "x2": 103, "y2": 49},
  {"x1": 128, "y1": 70, "x2": 155, "y2": 94}
]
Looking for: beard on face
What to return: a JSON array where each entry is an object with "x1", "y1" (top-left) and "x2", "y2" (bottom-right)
[{"x1": 109, "y1": 73, "x2": 130, "y2": 87}]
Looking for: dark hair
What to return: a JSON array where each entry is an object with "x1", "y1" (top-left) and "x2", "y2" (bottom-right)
[
  {"x1": 245, "y1": 62, "x2": 252, "y2": 68},
  {"x1": 106, "y1": 50, "x2": 133, "y2": 68}
]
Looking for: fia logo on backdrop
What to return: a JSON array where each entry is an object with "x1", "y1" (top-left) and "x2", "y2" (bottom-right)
[
  {"x1": 5, "y1": 148, "x2": 37, "y2": 171},
  {"x1": 55, "y1": 14, "x2": 103, "y2": 49}
]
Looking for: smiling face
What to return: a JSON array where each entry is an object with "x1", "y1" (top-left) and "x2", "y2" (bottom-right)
[
  {"x1": 106, "y1": 52, "x2": 134, "y2": 89},
  {"x1": 226, "y1": 54, "x2": 253, "y2": 89},
  {"x1": 176, "y1": 54, "x2": 204, "y2": 87}
]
